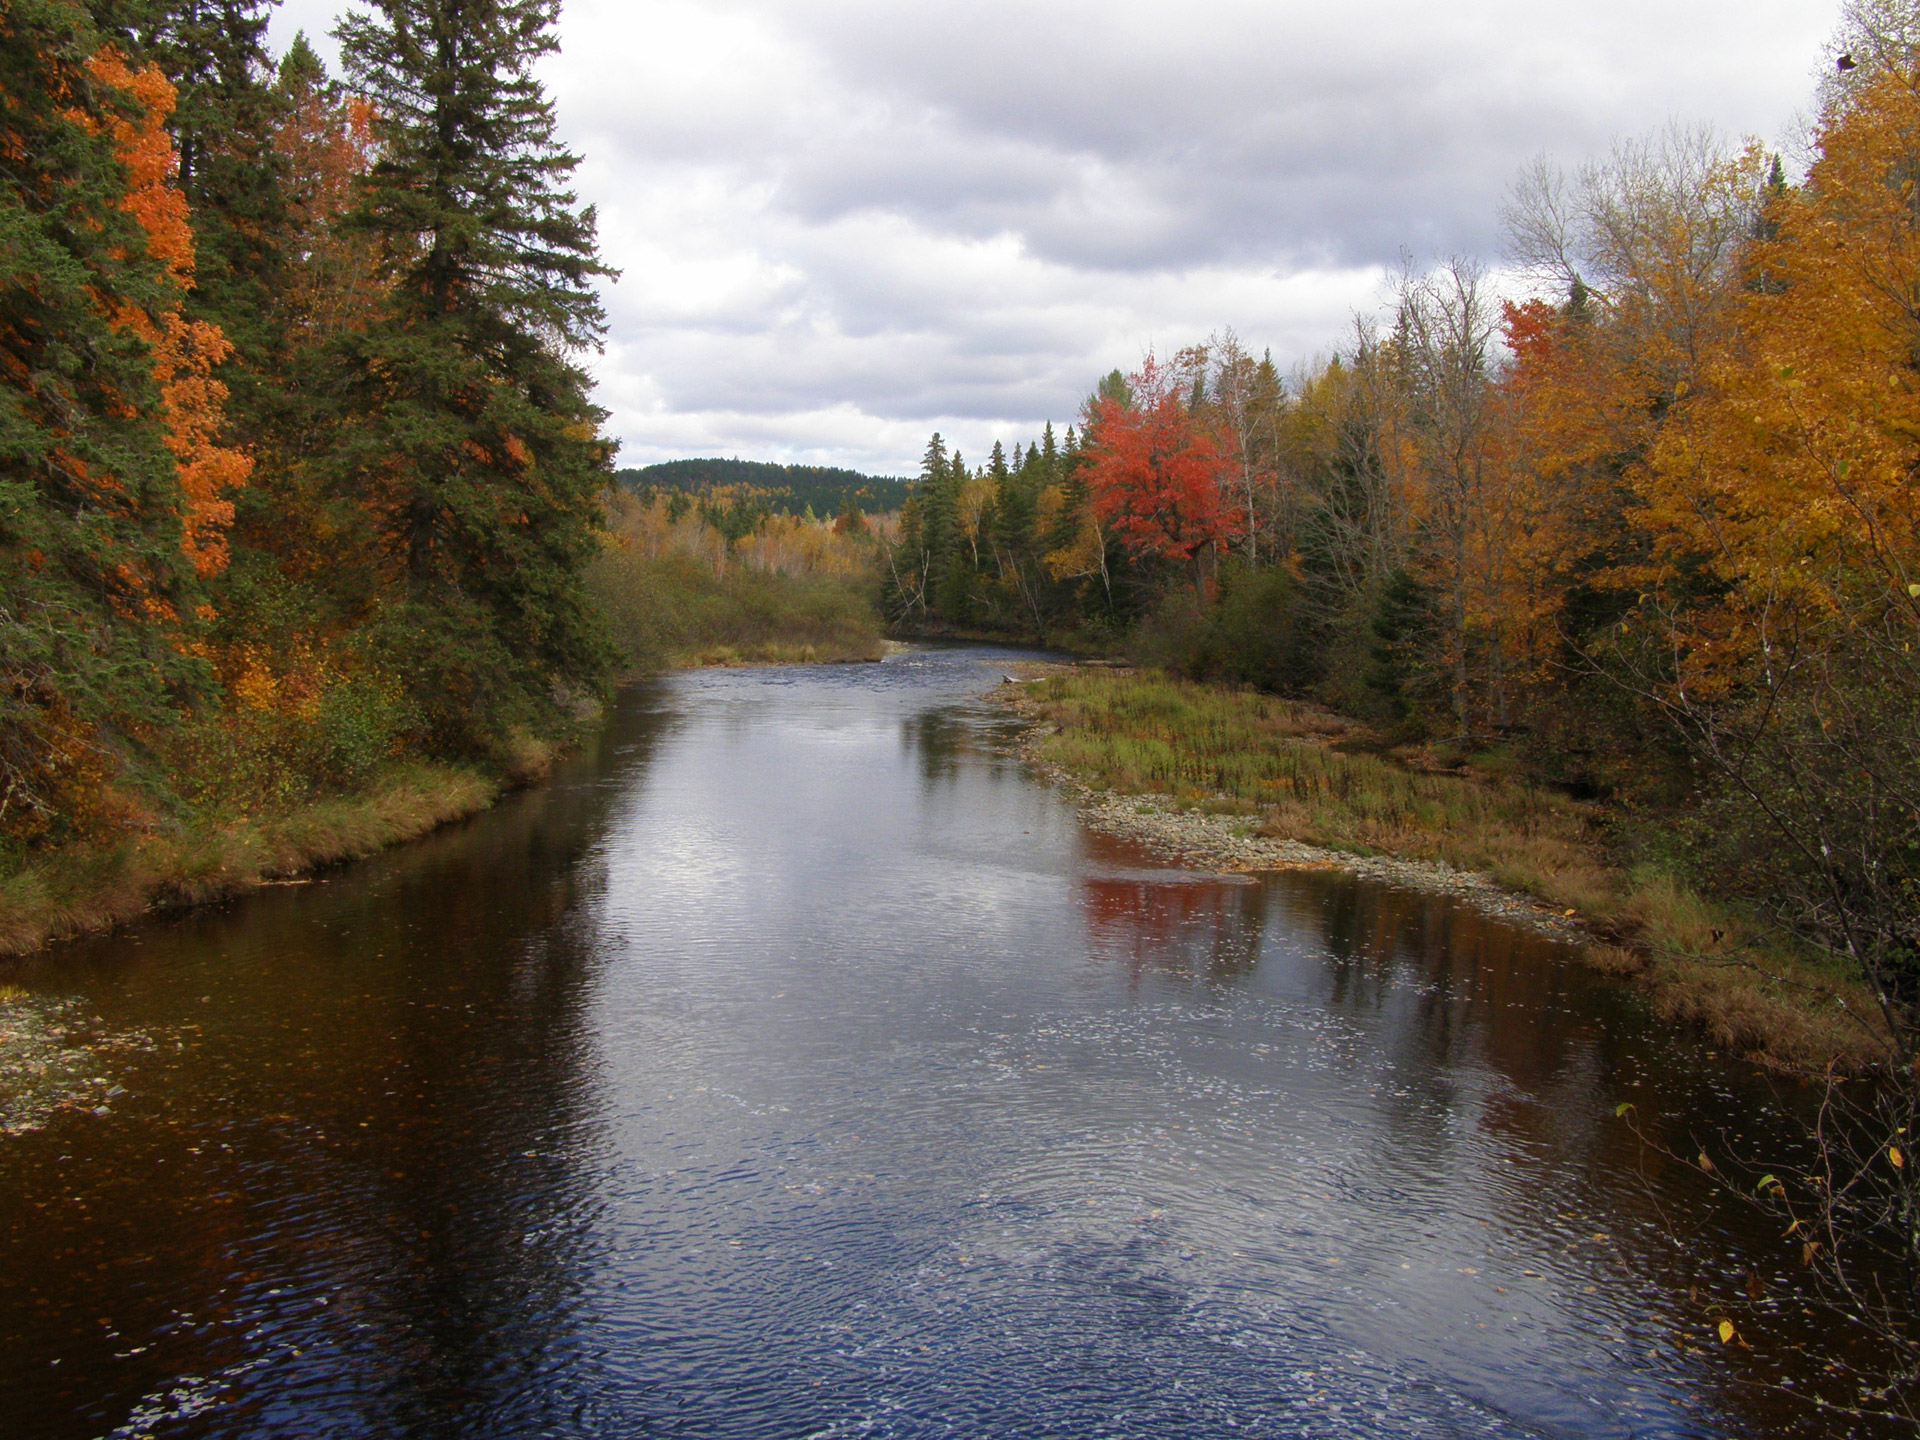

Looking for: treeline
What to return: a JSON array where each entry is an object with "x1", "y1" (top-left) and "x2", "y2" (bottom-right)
[
  {"x1": 891, "y1": 14, "x2": 1919, "y2": 1073},
  {"x1": 619, "y1": 459, "x2": 910, "y2": 519},
  {"x1": 589, "y1": 490, "x2": 884, "y2": 668},
  {"x1": 1, "y1": 0, "x2": 614, "y2": 854}
]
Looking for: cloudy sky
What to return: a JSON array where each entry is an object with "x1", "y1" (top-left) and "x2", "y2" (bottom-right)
[{"x1": 268, "y1": 0, "x2": 1838, "y2": 474}]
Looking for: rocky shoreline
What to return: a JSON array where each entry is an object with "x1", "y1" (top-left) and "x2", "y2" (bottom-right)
[{"x1": 988, "y1": 675, "x2": 1593, "y2": 946}]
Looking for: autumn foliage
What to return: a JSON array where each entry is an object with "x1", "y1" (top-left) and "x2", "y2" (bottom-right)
[
  {"x1": 88, "y1": 50, "x2": 250, "y2": 579},
  {"x1": 1082, "y1": 354, "x2": 1241, "y2": 586},
  {"x1": 0, "y1": 2, "x2": 614, "y2": 847}
]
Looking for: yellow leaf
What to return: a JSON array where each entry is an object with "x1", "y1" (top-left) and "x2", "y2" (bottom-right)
[
  {"x1": 1892, "y1": 1145, "x2": 1906, "y2": 1169},
  {"x1": 1698, "y1": 1152, "x2": 1714, "y2": 1172},
  {"x1": 1717, "y1": 1319, "x2": 1735, "y2": 1344}
]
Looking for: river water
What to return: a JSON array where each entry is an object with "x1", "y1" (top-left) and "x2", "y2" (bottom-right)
[{"x1": 0, "y1": 647, "x2": 1872, "y2": 1438}]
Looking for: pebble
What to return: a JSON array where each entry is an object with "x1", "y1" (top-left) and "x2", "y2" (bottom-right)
[{"x1": 988, "y1": 679, "x2": 1590, "y2": 944}]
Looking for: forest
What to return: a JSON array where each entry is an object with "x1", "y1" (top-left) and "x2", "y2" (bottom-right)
[
  {"x1": 619, "y1": 458, "x2": 910, "y2": 520},
  {"x1": 0, "y1": 0, "x2": 616, "y2": 941}
]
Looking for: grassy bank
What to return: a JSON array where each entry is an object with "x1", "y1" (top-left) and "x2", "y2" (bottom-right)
[
  {"x1": 0, "y1": 761, "x2": 503, "y2": 957},
  {"x1": 1013, "y1": 667, "x2": 1887, "y2": 1071}
]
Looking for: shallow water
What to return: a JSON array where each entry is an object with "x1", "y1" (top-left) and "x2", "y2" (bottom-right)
[{"x1": 0, "y1": 646, "x2": 1874, "y2": 1437}]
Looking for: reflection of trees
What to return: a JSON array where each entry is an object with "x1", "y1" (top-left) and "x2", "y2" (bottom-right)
[
  {"x1": 900, "y1": 704, "x2": 1026, "y2": 789},
  {"x1": 0, "y1": 683, "x2": 672, "y2": 1437},
  {"x1": 1081, "y1": 871, "x2": 1268, "y2": 991},
  {"x1": 901, "y1": 707, "x2": 967, "y2": 785},
  {"x1": 1270, "y1": 868, "x2": 1857, "y2": 1437}
]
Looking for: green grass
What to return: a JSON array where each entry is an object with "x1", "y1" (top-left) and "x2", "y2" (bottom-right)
[{"x1": 1022, "y1": 669, "x2": 1887, "y2": 1070}]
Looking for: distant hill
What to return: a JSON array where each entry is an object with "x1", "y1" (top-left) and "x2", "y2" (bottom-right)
[{"x1": 617, "y1": 458, "x2": 911, "y2": 517}]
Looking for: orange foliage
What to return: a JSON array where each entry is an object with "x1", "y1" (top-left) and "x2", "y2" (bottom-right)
[
  {"x1": 1083, "y1": 354, "x2": 1242, "y2": 575},
  {"x1": 85, "y1": 50, "x2": 249, "y2": 577},
  {"x1": 274, "y1": 84, "x2": 383, "y2": 339},
  {"x1": 1640, "y1": 73, "x2": 1920, "y2": 680},
  {"x1": 1486, "y1": 299, "x2": 1631, "y2": 683}
]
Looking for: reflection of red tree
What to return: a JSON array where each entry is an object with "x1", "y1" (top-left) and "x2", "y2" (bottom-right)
[{"x1": 1082, "y1": 871, "x2": 1264, "y2": 988}]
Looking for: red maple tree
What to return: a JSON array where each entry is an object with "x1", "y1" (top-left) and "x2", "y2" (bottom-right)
[{"x1": 1082, "y1": 354, "x2": 1241, "y2": 595}]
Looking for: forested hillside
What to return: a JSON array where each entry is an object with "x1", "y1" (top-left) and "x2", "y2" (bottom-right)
[
  {"x1": 619, "y1": 459, "x2": 910, "y2": 518},
  {"x1": 0, "y1": 0, "x2": 615, "y2": 938}
]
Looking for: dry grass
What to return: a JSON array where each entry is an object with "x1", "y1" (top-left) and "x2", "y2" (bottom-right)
[
  {"x1": 0, "y1": 762, "x2": 500, "y2": 957},
  {"x1": 591, "y1": 490, "x2": 886, "y2": 671},
  {"x1": 1021, "y1": 669, "x2": 1888, "y2": 1071}
]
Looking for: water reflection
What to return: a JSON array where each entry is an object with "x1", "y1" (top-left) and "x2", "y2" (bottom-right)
[
  {"x1": 0, "y1": 651, "x2": 1886, "y2": 1438},
  {"x1": 0, "y1": 688, "x2": 671, "y2": 1438},
  {"x1": 1082, "y1": 850, "x2": 1268, "y2": 989}
]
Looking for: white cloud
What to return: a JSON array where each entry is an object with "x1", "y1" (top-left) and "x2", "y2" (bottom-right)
[{"x1": 270, "y1": 0, "x2": 1838, "y2": 472}]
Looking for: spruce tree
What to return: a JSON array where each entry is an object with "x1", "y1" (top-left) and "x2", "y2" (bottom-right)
[
  {"x1": 335, "y1": 0, "x2": 617, "y2": 750},
  {"x1": 0, "y1": 0, "x2": 206, "y2": 838},
  {"x1": 95, "y1": 0, "x2": 289, "y2": 386}
]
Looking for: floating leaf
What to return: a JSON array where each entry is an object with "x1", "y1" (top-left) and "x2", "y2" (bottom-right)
[{"x1": 1718, "y1": 1319, "x2": 1736, "y2": 1344}]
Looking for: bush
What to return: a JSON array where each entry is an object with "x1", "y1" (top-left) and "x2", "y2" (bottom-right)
[
  {"x1": 1125, "y1": 562, "x2": 1320, "y2": 696},
  {"x1": 589, "y1": 548, "x2": 883, "y2": 669}
]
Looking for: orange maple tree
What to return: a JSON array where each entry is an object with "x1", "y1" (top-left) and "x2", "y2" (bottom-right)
[{"x1": 87, "y1": 50, "x2": 250, "y2": 579}]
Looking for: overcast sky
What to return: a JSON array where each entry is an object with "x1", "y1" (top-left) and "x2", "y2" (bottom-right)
[{"x1": 268, "y1": 0, "x2": 1839, "y2": 474}]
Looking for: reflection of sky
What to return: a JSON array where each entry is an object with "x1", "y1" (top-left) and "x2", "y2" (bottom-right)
[
  {"x1": 570, "y1": 649, "x2": 1822, "y2": 1437},
  {"x1": 0, "y1": 647, "x2": 1840, "y2": 1438}
]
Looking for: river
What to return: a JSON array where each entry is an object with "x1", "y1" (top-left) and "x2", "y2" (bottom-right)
[{"x1": 0, "y1": 646, "x2": 1870, "y2": 1437}]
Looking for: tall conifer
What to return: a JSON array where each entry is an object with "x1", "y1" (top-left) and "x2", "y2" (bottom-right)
[
  {"x1": 0, "y1": 0, "x2": 207, "y2": 836},
  {"x1": 335, "y1": 0, "x2": 617, "y2": 749}
]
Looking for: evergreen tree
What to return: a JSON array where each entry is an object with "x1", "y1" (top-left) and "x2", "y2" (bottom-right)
[
  {"x1": 335, "y1": 0, "x2": 618, "y2": 750},
  {"x1": 95, "y1": 0, "x2": 289, "y2": 386},
  {"x1": 0, "y1": 0, "x2": 207, "y2": 838}
]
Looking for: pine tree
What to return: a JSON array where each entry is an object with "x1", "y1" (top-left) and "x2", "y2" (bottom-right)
[{"x1": 335, "y1": 0, "x2": 618, "y2": 750}]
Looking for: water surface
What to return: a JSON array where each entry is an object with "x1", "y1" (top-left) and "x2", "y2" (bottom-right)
[{"x1": 0, "y1": 647, "x2": 1860, "y2": 1437}]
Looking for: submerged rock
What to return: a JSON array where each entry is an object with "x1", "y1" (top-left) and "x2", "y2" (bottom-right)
[{"x1": 0, "y1": 991, "x2": 149, "y2": 1136}]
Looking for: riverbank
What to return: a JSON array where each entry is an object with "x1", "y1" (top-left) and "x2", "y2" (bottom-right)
[
  {"x1": 991, "y1": 664, "x2": 1888, "y2": 1073},
  {"x1": 0, "y1": 760, "x2": 510, "y2": 958}
]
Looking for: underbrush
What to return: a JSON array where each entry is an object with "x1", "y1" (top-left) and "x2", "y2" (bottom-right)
[
  {"x1": 1022, "y1": 669, "x2": 1884, "y2": 1070},
  {"x1": 590, "y1": 537, "x2": 884, "y2": 670}
]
